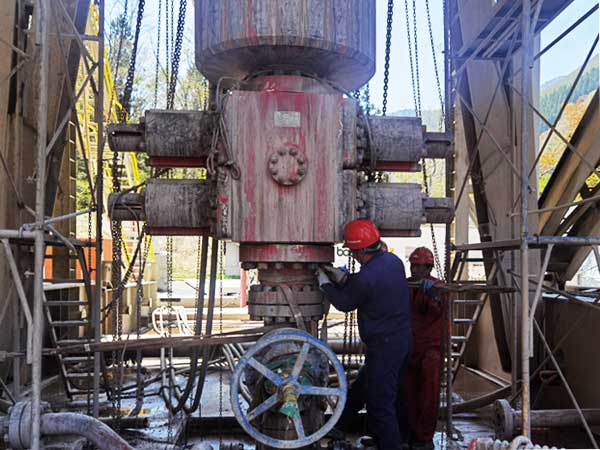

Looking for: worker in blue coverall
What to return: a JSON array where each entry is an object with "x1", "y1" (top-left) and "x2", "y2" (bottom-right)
[{"x1": 316, "y1": 219, "x2": 412, "y2": 450}]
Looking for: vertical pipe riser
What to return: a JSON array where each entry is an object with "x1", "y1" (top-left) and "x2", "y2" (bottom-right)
[
  {"x1": 32, "y1": 0, "x2": 49, "y2": 447},
  {"x1": 519, "y1": 0, "x2": 532, "y2": 439}
]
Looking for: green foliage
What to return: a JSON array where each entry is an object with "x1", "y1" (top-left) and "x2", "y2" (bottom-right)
[
  {"x1": 538, "y1": 92, "x2": 596, "y2": 194},
  {"x1": 539, "y1": 55, "x2": 599, "y2": 133}
]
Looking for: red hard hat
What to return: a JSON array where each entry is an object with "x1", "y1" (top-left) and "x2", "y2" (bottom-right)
[
  {"x1": 343, "y1": 220, "x2": 381, "y2": 250},
  {"x1": 409, "y1": 247, "x2": 434, "y2": 266}
]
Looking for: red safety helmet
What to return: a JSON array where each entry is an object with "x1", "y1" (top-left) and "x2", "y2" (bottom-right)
[
  {"x1": 409, "y1": 247, "x2": 434, "y2": 266},
  {"x1": 343, "y1": 220, "x2": 381, "y2": 250}
]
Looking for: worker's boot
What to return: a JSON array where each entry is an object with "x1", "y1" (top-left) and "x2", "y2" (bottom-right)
[
  {"x1": 358, "y1": 436, "x2": 377, "y2": 449},
  {"x1": 326, "y1": 427, "x2": 346, "y2": 441},
  {"x1": 411, "y1": 440, "x2": 434, "y2": 450}
]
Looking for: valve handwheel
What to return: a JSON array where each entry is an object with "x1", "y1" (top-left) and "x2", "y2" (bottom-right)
[{"x1": 230, "y1": 328, "x2": 347, "y2": 449}]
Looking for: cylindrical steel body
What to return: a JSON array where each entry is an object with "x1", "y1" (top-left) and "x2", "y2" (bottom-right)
[
  {"x1": 360, "y1": 183, "x2": 426, "y2": 236},
  {"x1": 369, "y1": 116, "x2": 426, "y2": 166},
  {"x1": 145, "y1": 179, "x2": 214, "y2": 235},
  {"x1": 194, "y1": 0, "x2": 376, "y2": 91}
]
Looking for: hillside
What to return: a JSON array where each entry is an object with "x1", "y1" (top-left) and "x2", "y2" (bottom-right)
[
  {"x1": 387, "y1": 54, "x2": 598, "y2": 134},
  {"x1": 540, "y1": 54, "x2": 598, "y2": 132},
  {"x1": 390, "y1": 108, "x2": 444, "y2": 132}
]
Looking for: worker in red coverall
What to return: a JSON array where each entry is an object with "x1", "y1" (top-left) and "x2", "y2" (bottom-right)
[{"x1": 405, "y1": 247, "x2": 444, "y2": 450}]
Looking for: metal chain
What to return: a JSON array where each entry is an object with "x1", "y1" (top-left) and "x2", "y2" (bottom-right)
[
  {"x1": 120, "y1": 0, "x2": 145, "y2": 120},
  {"x1": 86, "y1": 208, "x2": 93, "y2": 415},
  {"x1": 167, "y1": 0, "x2": 187, "y2": 109},
  {"x1": 425, "y1": 0, "x2": 445, "y2": 123},
  {"x1": 166, "y1": 233, "x2": 174, "y2": 445},
  {"x1": 218, "y1": 241, "x2": 225, "y2": 445},
  {"x1": 341, "y1": 254, "x2": 352, "y2": 369},
  {"x1": 342, "y1": 311, "x2": 349, "y2": 368},
  {"x1": 412, "y1": 0, "x2": 422, "y2": 117},
  {"x1": 153, "y1": 0, "x2": 162, "y2": 107},
  {"x1": 365, "y1": 83, "x2": 371, "y2": 116},
  {"x1": 404, "y1": 0, "x2": 445, "y2": 279},
  {"x1": 422, "y1": 164, "x2": 445, "y2": 280},
  {"x1": 110, "y1": 153, "x2": 123, "y2": 428},
  {"x1": 170, "y1": 0, "x2": 175, "y2": 69},
  {"x1": 194, "y1": 236, "x2": 202, "y2": 332},
  {"x1": 165, "y1": 0, "x2": 170, "y2": 87},
  {"x1": 382, "y1": 0, "x2": 394, "y2": 116},
  {"x1": 404, "y1": 0, "x2": 419, "y2": 118},
  {"x1": 349, "y1": 258, "x2": 357, "y2": 367}
]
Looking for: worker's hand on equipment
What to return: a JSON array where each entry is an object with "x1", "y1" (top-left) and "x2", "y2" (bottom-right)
[
  {"x1": 321, "y1": 265, "x2": 349, "y2": 285},
  {"x1": 420, "y1": 278, "x2": 438, "y2": 297},
  {"x1": 316, "y1": 268, "x2": 333, "y2": 287}
]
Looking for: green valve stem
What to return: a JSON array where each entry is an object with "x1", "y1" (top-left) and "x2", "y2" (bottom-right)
[{"x1": 279, "y1": 384, "x2": 300, "y2": 419}]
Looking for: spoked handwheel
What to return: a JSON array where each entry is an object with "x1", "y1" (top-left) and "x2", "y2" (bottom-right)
[{"x1": 230, "y1": 328, "x2": 347, "y2": 449}]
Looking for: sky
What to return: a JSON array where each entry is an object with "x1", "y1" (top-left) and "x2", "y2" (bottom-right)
[{"x1": 106, "y1": 0, "x2": 599, "y2": 114}]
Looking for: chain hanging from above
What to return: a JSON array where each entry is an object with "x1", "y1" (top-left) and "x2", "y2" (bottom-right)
[
  {"x1": 120, "y1": 0, "x2": 146, "y2": 120},
  {"x1": 165, "y1": 0, "x2": 170, "y2": 87},
  {"x1": 167, "y1": 0, "x2": 187, "y2": 109},
  {"x1": 404, "y1": 0, "x2": 420, "y2": 118},
  {"x1": 153, "y1": 0, "x2": 162, "y2": 108},
  {"x1": 110, "y1": 0, "x2": 146, "y2": 429},
  {"x1": 411, "y1": 0, "x2": 422, "y2": 117},
  {"x1": 425, "y1": 0, "x2": 445, "y2": 125},
  {"x1": 218, "y1": 241, "x2": 225, "y2": 445},
  {"x1": 404, "y1": 0, "x2": 446, "y2": 280},
  {"x1": 382, "y1": 0, "x2": 394, "y2": 116},
  {"x1": 86, "y1": 208, "x2": 93, "y2": 416}
]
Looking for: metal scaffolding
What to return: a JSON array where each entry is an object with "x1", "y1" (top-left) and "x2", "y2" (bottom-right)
[
  {"x1": 0, "y1": 0, "x2": 105, "y2": 447},
  {"x1": 448, "y1": 0, "x2": 600, "y2": 447}
]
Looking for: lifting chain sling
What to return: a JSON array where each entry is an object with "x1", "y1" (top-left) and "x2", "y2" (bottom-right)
[
  {"x1": 109, "y1": 0, "x2": 145, "y2": 429},
  {"x1": 218, "y1": 242, "x2": 225, "y2": 445},
  {"x1": 382, "y1": 0, "x2": 394, "y2": 116},
  {"x1": 405, "y1": 0, "x2": 446, "y2": 281}
]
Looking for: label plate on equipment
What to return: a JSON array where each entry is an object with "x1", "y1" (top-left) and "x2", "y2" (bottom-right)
[{"x1": 274, "y1": 111, "x2": 301, "y2": 128}]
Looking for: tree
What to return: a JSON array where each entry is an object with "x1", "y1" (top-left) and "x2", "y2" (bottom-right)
[{"x1": 538, "y1": 92, "x2": 595, "y2": 194}]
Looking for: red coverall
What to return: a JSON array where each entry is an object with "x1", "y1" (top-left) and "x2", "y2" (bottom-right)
[{"x1": 405, "y1": 275, "x2": 445, "y2": 442}]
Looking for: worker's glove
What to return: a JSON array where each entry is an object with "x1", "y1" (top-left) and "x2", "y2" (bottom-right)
[
  {"x1": 420, "y1": 278, "x2": 438, "y2": 298},
  {"x1": 321, "y1": 265, "x2": 349, "y2": 286},
  {"x1": 316, "y1": 268, "x2": 333, "y2": 288}
]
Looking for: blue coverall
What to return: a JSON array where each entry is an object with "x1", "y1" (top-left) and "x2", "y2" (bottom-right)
[{"x1": 321, "y1": 251, "x2": 412, "y2": 450}]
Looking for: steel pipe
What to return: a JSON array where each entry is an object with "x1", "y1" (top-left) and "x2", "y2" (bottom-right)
[
  {"x1": 40, "y1": 413, "x2": 136, "y2": 450},
  {"x1": 1, "y1": 240, "x2": 33, "y2": 364},
  {"x1": 494, "y1": 399, "x2": 600, "y2": 441},
  {"x1": 2, "y1": 403, "x2": 136, "y2": 450},
  {"x1": 31, "y1": 1, "x2": 50, "y2": 447},
  {"x1": 519, "y1": 0, "x2": 532, "y2": 438}
]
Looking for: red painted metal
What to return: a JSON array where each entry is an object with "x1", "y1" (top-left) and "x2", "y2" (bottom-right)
[
  {"x1": 240, "y1": 270, "x2": 248, "y2": 307},
  {"x1": 373, "y1": 161, "x2": 421, "y2": 172},
  {"x1": 220, "y1": 75, "x2": 346, "y2": 244},
  {"x1": 239, "y1": 244, "x2": 333, "y2": 263},
  {"x1": 247, "y1": 75, "x2": 335, "y2": 94}
]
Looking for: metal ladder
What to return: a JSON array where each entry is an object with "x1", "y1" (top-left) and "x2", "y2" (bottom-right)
[
  {"x1": 43, "y1": 244, "x2": 101, "y2": 399},
  {"x1": 447, "y1": 247, "x2": 503, "y2": 381}
]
